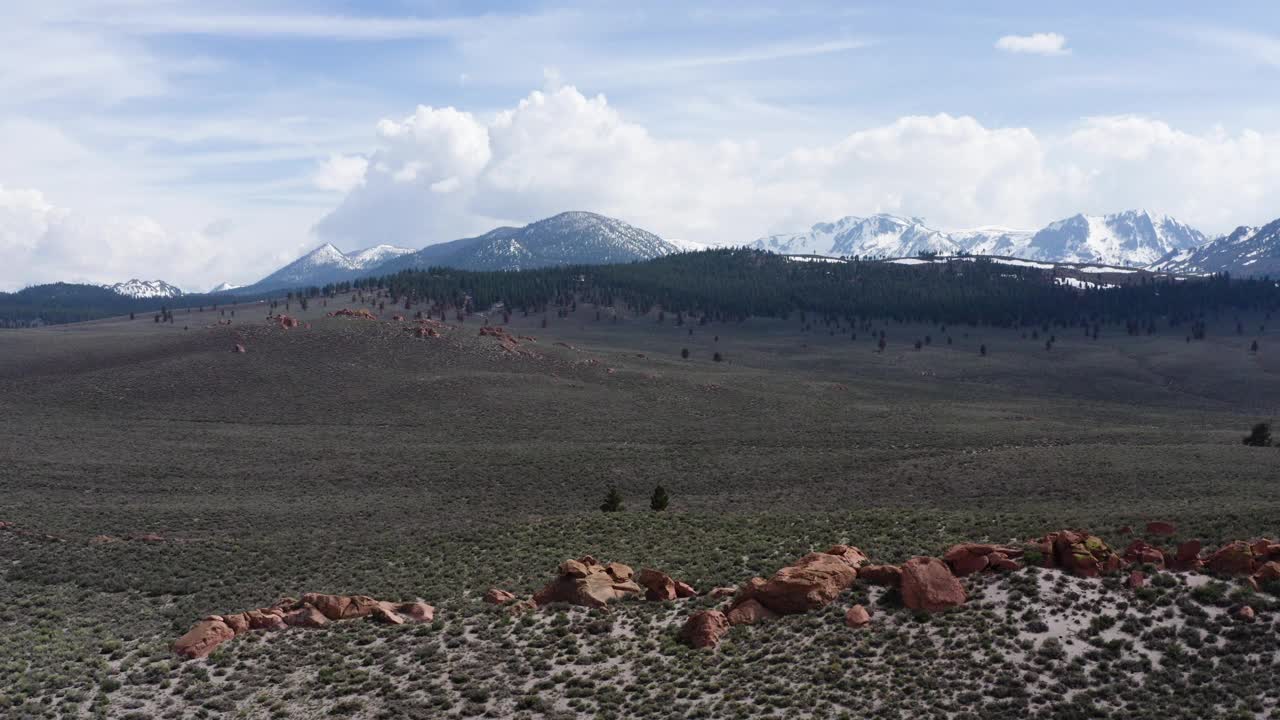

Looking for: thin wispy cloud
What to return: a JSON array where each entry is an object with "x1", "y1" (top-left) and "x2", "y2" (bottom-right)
[
  {"x1": 1183, "y1": 27, "x2": 1280, "y2": 68},
  {"x1": 995, "y1": 32, "x2": 1070, "y2": 56}
]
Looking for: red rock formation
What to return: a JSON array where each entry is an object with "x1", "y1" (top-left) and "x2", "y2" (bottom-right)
[
  {"x1": 674, "y1": 581, "x2": 698, "y2": 598},
  {"x1": 174, "y1": 593, "x2": 434, "y2": 659},
  {"x1": 532, "y1": 557, "x2": 642, "y2": 608},
  {"x1": 1037, "y1": 530, "x2": 1122, "y2": 577},
  {"x1": 732, "y1": 546, "x2": 864, "y2": 615},
  {"x1": 1234, "y1": 605, "x2": 1256, "y2": 623},
  {"x1": 845, "y1": 604, "x2": 872, "y2": 628},
  {"x1": 944, "y1": 543, "x2": 995, "y2": 576},
  {"x1": 900, "y1": 557, "x2": 966, "y2": 613},
  {"x1": 328, "y1": 308, "x2": 378, "y2": 320},
  {"x1": 1128, "y1": 570, "x2": 1147, "y2": 589},
  {"x1": 1122, "y1": 540, "x2": 1166, "y2": 569},
  {"x1": 174, "y1": 618, "x2": 236, "y2": 659},
  {"x1": 726, "y1": 599, "x2": 777, "y2": 625},
  {"x1": 1146, "y1": 521, "x2": 1176, "y2": 536},
  {"x1": 1169, "y1": 540, "x2": 1204, "y2": 571},
  {"x1": 484, "y1": 588, "x2": 516, "y2": 605},
  {"x1": 858, "y1": 564, "x2": 902, "y2": 587},
  {"x1": 1206, "y1": 541, "x2": 1256, "y2": 576},
  {"x1": 707, "y1": 586, "x2": 738, "y2": 598},
  {"x1": 679, "y1": 610, "x2": 731, "y2": 649}
]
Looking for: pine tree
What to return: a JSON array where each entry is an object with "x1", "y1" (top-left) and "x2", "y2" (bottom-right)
[
  {"x1": 650, "y1": 485, "x2": 669, "y2": 511},
  {"x1": 600, "y1": 487, "x2": 624, "y2": 512}
]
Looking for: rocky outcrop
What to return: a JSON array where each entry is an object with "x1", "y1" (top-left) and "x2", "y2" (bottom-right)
[
  {"x1": 173, "y1": 619, "x2": 237, "y2": 659},
  {"x1": 943, "y1": 543, "x2": 1023, "y2": 576},
  {"x1": 726, "y1": 599, "x2": 777, "y2": 626},
  {"x1": 636, "y1": 568, "x2": 698, "y2": 601},
  {"x1": 731, "y1": 545, "x2": 865, "y2": 615},
  {"x1": 1033, "y1": 530, "x2": 1122, "y2": 577},
  {"x1": 484, "y1": 588, "x2": 516, "y2": 605},
  {"x1": 900, "y1": 557, "x2": 966, "y2": 613},
  {"x1": 328, "y1": 308, "x2": 378, "y2": 320},
  {"x1": 1206, "y1": 541, "x2": 1256, "y2": 576},
  {"x1": 1169, "y1": 540, "x2": 1204, "y2": 571},
  {"x1": 1122, "y1": 540, "x2": 1166, "y2": 569},
  {"x1": 1146, "y1": 521, "x2": 1176, "y2": 536},
  {"x1": 532, "y1": 556, "x2": 642, "y2": 608},
  {"x1": 679, "y1": 610, "x2": 731, "y2": 649},
  {"x1": 173, "y1": 594, "x2": 434, "y2": 660},
  {"x1": 858, "y1": 564, "x2": 902, "y2": 587}
]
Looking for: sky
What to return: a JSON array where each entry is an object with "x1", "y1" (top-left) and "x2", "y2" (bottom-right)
[{"x1": 3, "y1": 1, "x2": 1280, "y2": 291}]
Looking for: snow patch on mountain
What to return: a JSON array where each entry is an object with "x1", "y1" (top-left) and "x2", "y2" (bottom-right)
[{"x1": 1150, "y1": 220, "x2": 1280, "y2": 277}]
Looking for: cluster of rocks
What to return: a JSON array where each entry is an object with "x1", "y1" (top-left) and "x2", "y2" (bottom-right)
[
  {"x1": 168, "y1": 526, "x2": 1280, "y2": 660},
  {"x1": 269, "y1": 314, "x2": 302, "y2": 329},
  {"x1": 477, "y1": 326, "x2": 540, "y2": 356},
  {"x1": 676, "y1": 527, "x2": 1280, "y2": 650},
  {"x1": 327, "y1": 308, "x2": 378, "y2": 320},
  {"x1": 173, "y1": 593, "x2": 435, "y2": 659},
  {"x1": 481, "y1": 556, "x2": 699, "y2": 614}
]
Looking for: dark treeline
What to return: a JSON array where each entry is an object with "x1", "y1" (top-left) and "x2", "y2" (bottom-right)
[
  {"x1": 0, "y1": 283, "x2": 254, "y2": 328},
  {"x1": 306, "y1": 250, "x2": 1278, "y2": 330}
]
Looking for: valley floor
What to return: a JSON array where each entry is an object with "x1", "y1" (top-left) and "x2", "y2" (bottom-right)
[{"x1": 1, "y1": 296, "x2": 1278, "y2": 718}]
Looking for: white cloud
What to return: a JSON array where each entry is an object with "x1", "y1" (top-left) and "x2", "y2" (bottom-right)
[
  {"x1": 315, "y1": 85, "x2": 1280, "y2": 249},
  {"x1": 314, "y1": 154, "x2": 369, "y2": 193},
  {"x1": 995, "y1": 32, "x2": 1070, "y2": 56}
]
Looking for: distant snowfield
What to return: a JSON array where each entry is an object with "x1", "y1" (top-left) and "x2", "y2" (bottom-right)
[
  {"x1": 1056, "y1": 277, "x2": 1116, "y2": 289},
  {"x1": 886, "y1": 258, "x2": 934, "y2": 265},
  {"x1": 1075, "y1": 266, "x2": 1137, "y2": 274},
  {"x1": 991, "y1": 258, "x2": 1056, "y2": 269}
]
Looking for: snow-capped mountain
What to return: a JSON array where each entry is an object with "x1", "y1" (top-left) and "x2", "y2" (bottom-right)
[
  {"x1": 348, "y1": 244, "x2": 415, "y2": 268},
  {"x1": 752, "y1": 214, "x2": 960, "y2": 258},
  {"x1": 752, "y1": 210, "x2": 1206, "y2": 267},
  {"x1": 104, "y1": 279, "x2": 182, "y2": 299},
  {"x1": 240, "y1": 242, "x2": 415, "y2": 292},
  {"x1": 376, "y1": 212, "x2": 681, "y2": 273},
  {"x1": 1023, "y1": 210, "x2": 1205, "y2": 267},
  {"x1": 1150, "y1": 220, "x2": 1280, "y2": 277},
  {"x1": 209, "y1": 282, "x2": 241, "y2": 293}
]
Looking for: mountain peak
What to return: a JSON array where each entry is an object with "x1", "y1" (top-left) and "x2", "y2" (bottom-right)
[{"x1": 104, "y1": 279, "x2": 183, "y2": 299}]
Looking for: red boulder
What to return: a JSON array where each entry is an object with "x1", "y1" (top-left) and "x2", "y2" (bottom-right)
[
  {"x1": 900, "y1": 556, "x2": 966, "y2": 613},
  {"x1": 679, "y1": 610, "x2": 731, "y2": 649}
]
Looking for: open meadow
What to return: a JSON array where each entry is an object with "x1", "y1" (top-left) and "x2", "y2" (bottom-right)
[{"x1": 2, "y1": 294, "x2": 1278, "y2": 719}]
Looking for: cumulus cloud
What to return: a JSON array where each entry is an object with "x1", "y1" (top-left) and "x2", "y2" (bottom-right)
[
  {"x1": 995, "y1": 32, "x2": 1070, "y2": 56},
  {"x1": 0, "y1": 185, "x2": 233, "y2": 291},
  {"x1": 314, "y1": 154, "x2": 370, "y2": 192},
  {"x1": 316, "y1": 84, "x2": 1280, "y2": 247}
]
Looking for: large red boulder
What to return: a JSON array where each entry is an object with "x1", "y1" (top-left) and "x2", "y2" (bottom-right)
[
  {"x1": 1040, "y1": 530, "x2": 1122, "y2": 577},
  {"x1": 674, "y1": 581, "x2": 698, "y2": 598},
  {"x1": 858, "y1": 564, "x2": 902, "y2": 587},
  {"x1": 174, "y1": 619, "x2": 236, "y2": 659},
  {"x1": 943, "y1": 544, "x2": 996, "y2": 576},
  {"x1": 900, "y1": 557, "x2": 966, "y2": 613},
  {"x1": 282, "y1": 605, "x2": 330, "y2": 628},
  {"x1": 679, "y1": 610, "x2": 731, "y2": 649},
  {"x1": 395, "y1": 602, "x2": 435, "y2": 623},
  {"x1": 845, "y1": 604, "x2": 872, "y2": 628},
  {"x1": 533, "y1": 557, "x2": 642, "y2": 608},
  {"x1": 637, "y1": 568, "x2": 678, "y2": 601},
  {"x1": 1206, "y1": 541, "x2": 1256, "y2": 576},
  {"x1": 1252, "y1": 561, "x2": 1280, "y2": 585},
  {"x1": 1169, "y1": 540, "x2": 1204, "y2": 571},
  {"x1": 726, "y1": 599, "x2": 777, "y2": 626},
  {"x1": 733, "y1": 546, "x2": 866, "y2": 615},
  {"x1": 301, "y1": 593, "x2": 382, "y2": 621},
  {"x1": 1122, "y1": 540, "x2": 1166, "y2": 569}
]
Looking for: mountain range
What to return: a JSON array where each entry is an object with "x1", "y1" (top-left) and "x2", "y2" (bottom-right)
[
  {"x1": 103, "y1": 279, "x2": 184, "y2": 299},
  {"x1": 749, "y1": 210, "x2": 1207, "y2": 268},
  {"x1": 200, "y1": 208, "x2": 1280, "y2": 295}
]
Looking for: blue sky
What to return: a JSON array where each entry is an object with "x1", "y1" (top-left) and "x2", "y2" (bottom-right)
[{"x1": 3, "y1": 1, "x2": 1280, "y2": 289}]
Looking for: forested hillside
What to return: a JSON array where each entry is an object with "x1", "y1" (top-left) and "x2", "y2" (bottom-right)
[{"x1": 308, "y1": 250, "x2": 1279, "y2": 330}]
